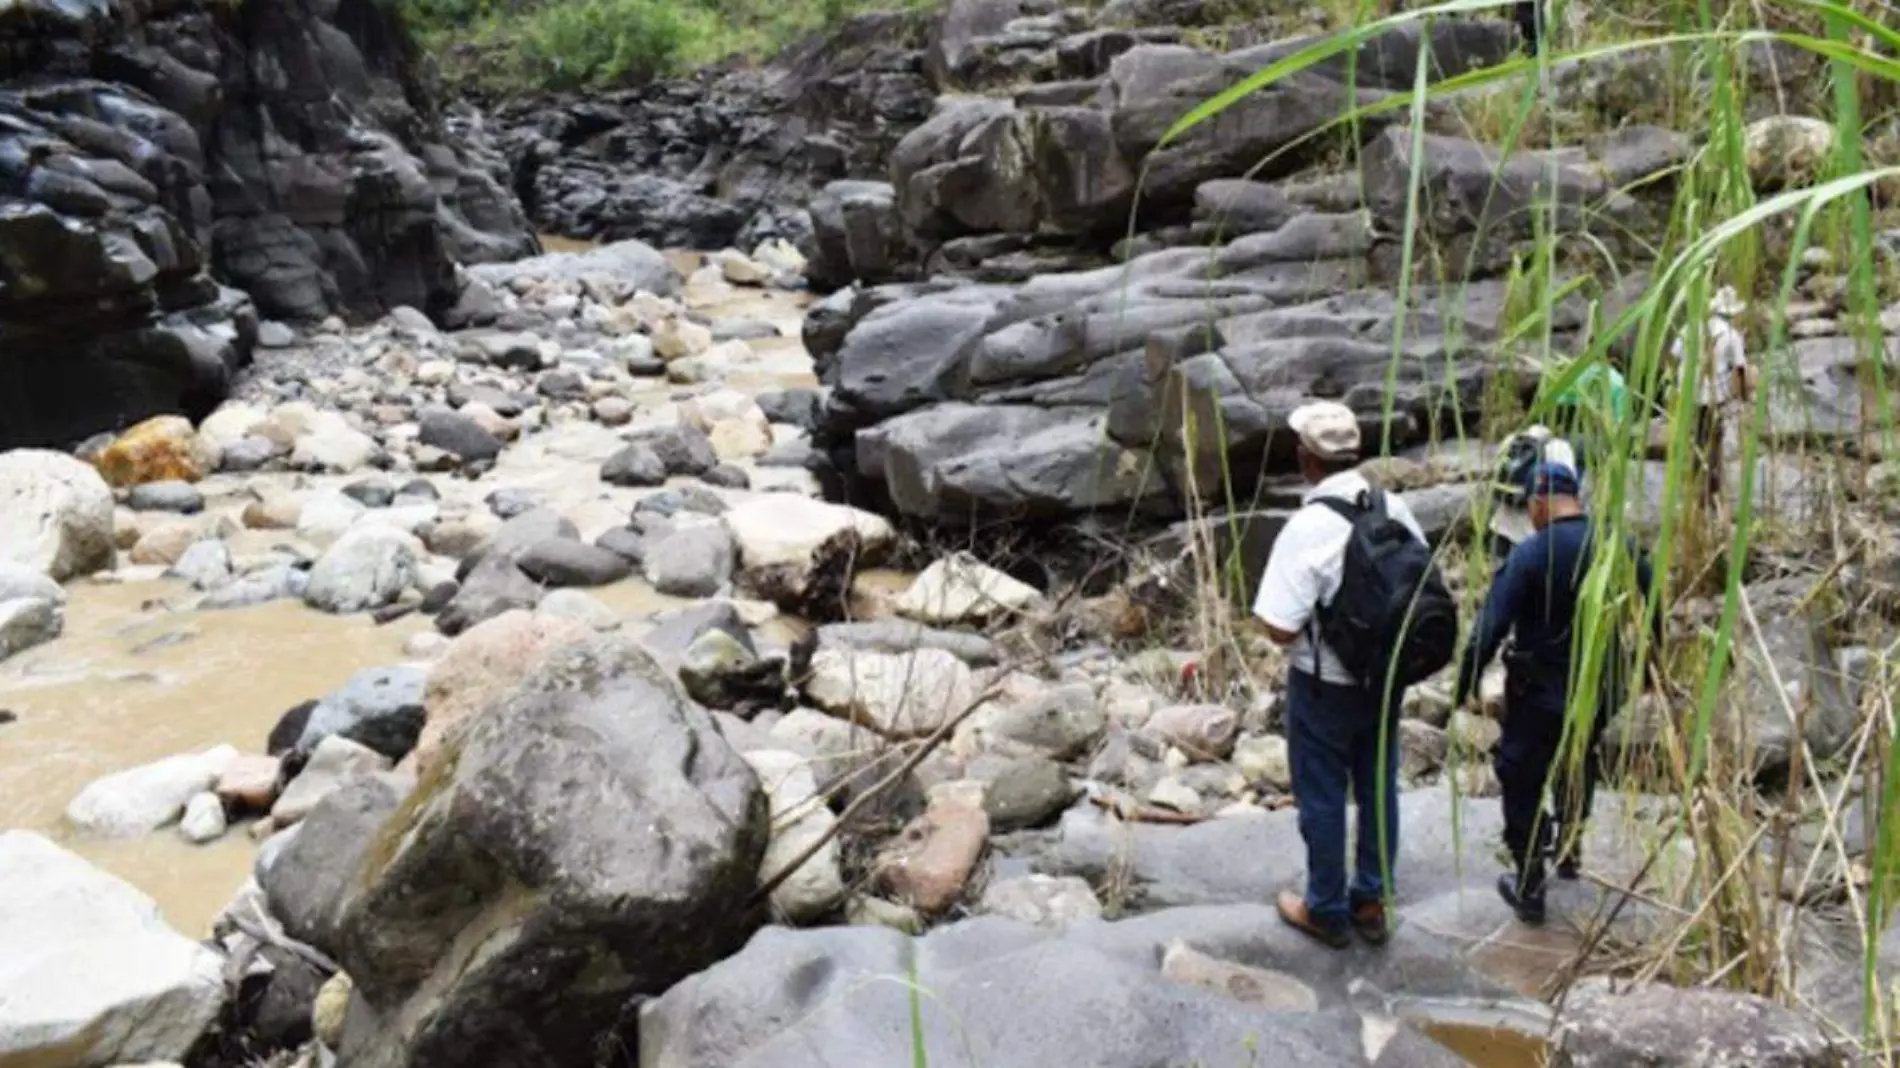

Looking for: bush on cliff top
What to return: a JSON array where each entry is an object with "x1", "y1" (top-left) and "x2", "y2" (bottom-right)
[{"x1": 406, "y1": 0, "x2": 939, "y2": 92}]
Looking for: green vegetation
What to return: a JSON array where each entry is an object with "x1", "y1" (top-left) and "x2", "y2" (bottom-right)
[
  {"x1": 399, "y1": 0, "x2": 940, "y2": 93},
  {"x1": 1152, "y1": 0, "x2": 1900, "y2": 1056}
]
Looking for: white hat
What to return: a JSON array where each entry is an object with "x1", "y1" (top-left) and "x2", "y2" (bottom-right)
[
  {"x1": 1710, "y1": 285, "x2": 1746, "y2": 318},
  {"x1": 1288, "y1": 400, "x2": 1361, "y2": 460}
]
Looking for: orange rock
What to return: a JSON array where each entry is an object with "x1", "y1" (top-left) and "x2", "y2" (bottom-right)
[
  {"x1": 875, "y1": 790, "x2": 989, "y2": 915},
  {"x1": 216, "y1": 754, "x2": 282, "y2": 813},
  {"x1": 93, "y1": 416, "x2": 214, "y2": 487}
]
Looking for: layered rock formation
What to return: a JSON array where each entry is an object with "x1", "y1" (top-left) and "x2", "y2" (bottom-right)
[
  {"x1": 779, "y1": 5, "x2": 1729, "y2": 527},
  {"x1": 486, "y1": 11, "x2": 938, "y2": 254},
  {"x1": 0, "y1": 0, "x2": 536, "y2": 449}
]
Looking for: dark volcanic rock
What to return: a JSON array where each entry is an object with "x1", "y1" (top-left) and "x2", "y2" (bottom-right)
[
  {"x1": 417, "y1": 409, "x2": 504, "y2": 464},
  {"x1": 491, "y1": 12, "x2": 935, "y2": 254},
  {"x1": 336, "y1": 635, "x2": 769, "y2": 1068},
  {"x1": 0, "y1": 0, "x2": 535, "y2": 449},
  {"x1": 516, "y1": 538, "x2": 635, "y2": 588}
]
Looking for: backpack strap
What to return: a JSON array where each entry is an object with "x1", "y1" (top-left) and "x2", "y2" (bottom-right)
[{"x1": 1305, "y1": 488, "x2": 1384, "y2": 680}]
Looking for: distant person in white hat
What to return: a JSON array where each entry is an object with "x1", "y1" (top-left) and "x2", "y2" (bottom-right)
[
  {"x1": 1252, "y1": 400, "x2": 1456, "y2": 949},
  {"x1": 1672, "y1": 286, "x2": 1754, "y2": 507}
]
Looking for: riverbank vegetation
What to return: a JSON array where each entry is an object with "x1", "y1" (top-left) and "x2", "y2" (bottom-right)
[
  {"x1": 400, "y1": 0, "x2": 941, "y2": 93},
  {"x1": 1161, "y1": 0, "x2": 1900, "y2": 1055}
]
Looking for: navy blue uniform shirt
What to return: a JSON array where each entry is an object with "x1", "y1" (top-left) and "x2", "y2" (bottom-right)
[{"x1": 1453, "y1": 514, "x2": 1658, "y2": 709}]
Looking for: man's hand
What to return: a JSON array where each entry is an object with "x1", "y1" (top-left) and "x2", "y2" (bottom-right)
[{"x1": 1260, "y1": 621, "x2": 1298, "y2": 647}]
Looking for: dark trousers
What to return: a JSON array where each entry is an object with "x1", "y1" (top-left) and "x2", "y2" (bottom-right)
[
  {"x1": 1286, "y1": 668, "x2": 1402, "y2": 927},
  {"x1": 1494, "y1": 676, "x2": 1603, "y2": 892},
  {"x1": 1515, "y1": 0, "x2": 1542, "y2": 53},
  {"x1": 1695, "y1": 404, "x2": 1724, "y2": 503}
]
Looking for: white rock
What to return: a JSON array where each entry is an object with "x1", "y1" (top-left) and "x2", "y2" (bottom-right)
[
  {"x1": 163, "y1": 539, "x2": 233, "y2": 591},
  {"x1": 679, "y1": 385, "x2": 765, "y2": 432},
  {"x1": 716, "y1": 250, "x2": 772, "y2": 285},
  {"x1": 177, "y1": 793, "x2": 227, "y2": 844},
  {"x1": 536, "y1": 589, "x2": 620, "y2": 630},
  {"x1": 653, "y1": 316, "x2": 713, "y2": 360},
  {"x1": 723, "y1": 496, "x2": 894, "y2": 600},
  {"x1": 1148, "y1": 776, "x2": 1202, "y2": 813},
  {"x1": 0, "y1": 449, "x2": 116, "y2": 580},
  {"x1": 415, "y1": 359, "x2": 456, "y2": 386},
  {"x1": 804, "y1": 646, "x2": 978, "y2": 739},
  {"x1": 708, "y1": 419, "x2": 773, "y2": 460},
  {"x1": 295, "y1": 491, "x2": 368, "y2": 549},
  {"x1": 65, "y1": 745, "x2": 240, "y2": 836},
  {"x1": 752, "y1": 238, "x2": 807, "y2": 275},
  {"x1": 354, "y1": 502, "x2": 439, "y2": 537},
  {"x1": 289, "y1": 412, "x2": 378, "y2": 472},
  {"x1": 196, "y1": 402, "x2": 269, "y2": 455},
  {"x1": 402, "y1": 632, "x2": 451, "y2": 659},
  {"x1": 271, "y1": 736, "x2": 392, "y2": 826},
  {"x1": 894, "y1": 553, "x2": 1040, "y2": 625},
  {"x1": 0, "y1": 561, "x2": 64, "y2": 605},
  {"x1": 743, "y1": 750, "x2": 847, "y2": 923},
  {"x1": 303, "y1": 526, "x2": 419, "y2": 614},
  {"x1": 0, "y1": 831, "x2": 223, "y2": 1064},
  {"x1": 978, "y1": 874, "x2": 1102, "y2": 927},
  {"x1": 1233, "y1": 734, "x2": 1292, "y2": 791}
]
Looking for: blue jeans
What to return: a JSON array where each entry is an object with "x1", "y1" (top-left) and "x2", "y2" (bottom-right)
[{"x1": 1285, "y1": 668, "x2": 1403, "y2": 928}]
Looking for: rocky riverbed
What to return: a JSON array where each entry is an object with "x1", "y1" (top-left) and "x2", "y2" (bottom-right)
[
  {"x1": 4, "y1": 0, "x2": 1900, "y2": 1063},
  {"x1": 0, "y1": 231, "x2": 1887, "y2": 1068}
]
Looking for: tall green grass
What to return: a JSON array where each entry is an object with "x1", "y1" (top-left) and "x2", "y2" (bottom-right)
[
  {"x1": 1158, "y1": 0, "x2": 1900, "y2": 1054},
  {"x1": 404, "y1": 0, "x2": 940, "y2": 93}
]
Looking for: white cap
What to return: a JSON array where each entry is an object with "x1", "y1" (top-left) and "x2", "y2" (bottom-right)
[
  {"x1": 1288, "y1": 400, "x2": 1361, "y2": 460},
  {"x1": 1710, "y1": 285, "x2": 1746, "y2": 317}
]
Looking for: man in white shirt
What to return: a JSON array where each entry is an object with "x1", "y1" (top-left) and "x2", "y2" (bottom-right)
[
  {"x1": 1253, "y1": 400, "x2": 1426, "y2": 948},
  {"x1": 1671, "y1": 288, "x2": 1754, "y2": 506}
]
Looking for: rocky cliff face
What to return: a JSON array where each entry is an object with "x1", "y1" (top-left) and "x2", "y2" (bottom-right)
[
  {"x1": 485, "y1": 11, "x2": 937, "y2": 256},
  {"x1": 0, "y1": 0, "x2": 537, "y2": 450},
  {"x1": 786, "y1": 1, "x2": 1722, "y2": 529}
]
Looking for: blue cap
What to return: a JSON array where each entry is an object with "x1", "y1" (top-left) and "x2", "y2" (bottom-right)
[{"x1": 1525, "y1": 462, "x2": 1581, "y2": 498}]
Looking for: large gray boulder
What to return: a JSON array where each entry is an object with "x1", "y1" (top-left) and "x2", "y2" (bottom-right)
[
  {"x1": 1553, "y1": 983, "x2": 1845, "y2": 1067},
  {"x1": 335, "y1": 634, "x2": 769, "y2": 1068},
  {"x1": 807, "y1": 181, "x2": 911, "y2": 290},
  {"x1": 258, "y1": 772, "x2": 411, "y2": 957},
  {"x1": 642, "y1": 902, "x2": 1505, "y2": 1068}
]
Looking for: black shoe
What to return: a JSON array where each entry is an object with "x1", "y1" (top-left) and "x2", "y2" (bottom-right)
[
  {"x1": 1496, "y1": 873, "x2": 1547, "y2": 926},
  {"x1": 1551, "y1": 829, "x2": 1580, "y2": 881}
]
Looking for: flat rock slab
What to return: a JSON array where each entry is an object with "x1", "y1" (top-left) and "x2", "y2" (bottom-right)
[{"x1": 643, "y1": 901, "x2": 1506, "y2": 1068}]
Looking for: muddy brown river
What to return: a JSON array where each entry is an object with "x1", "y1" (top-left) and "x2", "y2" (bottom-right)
[{"x1": 0, "y1": 582, "x2": 427, "y2": 935}]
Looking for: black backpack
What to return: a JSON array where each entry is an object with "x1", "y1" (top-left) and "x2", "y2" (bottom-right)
[{"x1": 1312, "y1": 489, "x2": 1459, "y2": 691}]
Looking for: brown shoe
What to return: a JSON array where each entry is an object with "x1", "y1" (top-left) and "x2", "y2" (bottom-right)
[
  {"x1": 1277, "y1": 891, "x2": 1351, "y2": 950},
  {"x1": 1351, "y1": 898, "x2": 1391, "y2": 945}
]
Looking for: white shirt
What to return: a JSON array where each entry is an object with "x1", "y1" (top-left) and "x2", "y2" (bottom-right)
[
  {"x1": 1252, "y1": 470, "x2": 1427, "y2": 685},
  {"x1": 1671, "y1": 316, "x2": 1748, "y2": 406}
]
